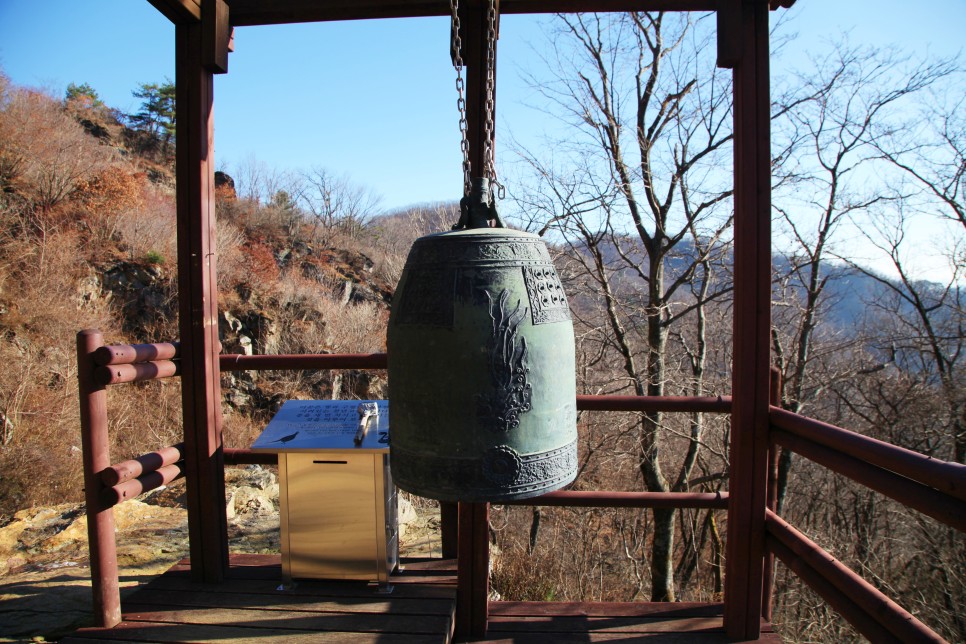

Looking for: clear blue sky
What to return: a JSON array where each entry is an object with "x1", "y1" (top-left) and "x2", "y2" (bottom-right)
[{"x1": 0, "y1": 0, "x2": 962, "y2": 213}]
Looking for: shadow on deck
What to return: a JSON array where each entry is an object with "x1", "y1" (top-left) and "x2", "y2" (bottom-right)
[{"x1": 61, "y1": 554, "x2": 780, "y2": 642}]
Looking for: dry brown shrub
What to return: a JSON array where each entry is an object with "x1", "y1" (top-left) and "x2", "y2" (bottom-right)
[
  {"x1": 222, "y1": 408, "x2": 264, "y2": 451},
  {"x1": 0, "y1": 86, "x2": 112, "y2": 212},
  {"x1": 243, "y1": 242, "x2": 281, "y2": 284},
  {"x1": 216, "y1": 221, "x2": 248, "y2": 290},
  {"x1": 0, "y1": 201, "x2": 126, "y2": 517},
  {"x1": 106, "y1": 379, "x2": 183, "y2": 459},
  {"x1": 110, "y1": 183, "x2": 177, "y2": 265},
  {"x1": 77, "y1": 168, "x2": 146, "y2": 216}
]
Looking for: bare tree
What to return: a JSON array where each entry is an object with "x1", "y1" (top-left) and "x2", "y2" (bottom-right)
[
  {"x1": 297, "y1": 166, "x2": 383, "y2": 242},
  {"x1": 0, "y1": 85, "x2": 112, "y2": 217},
  {"x1": 514, "y1": 11, "x2": 733, "y2": 601},
  {"x1": 847, "y1": 203, "x2": 964, "y2": 463},
  {"x1": 769, "y1": 43, "x2": 957, "y2": 511},
  {"x1": 870, "y1": 82, "x2": 965, "y2": 231}
]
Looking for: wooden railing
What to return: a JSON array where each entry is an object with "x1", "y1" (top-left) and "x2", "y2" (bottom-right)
[
  {"x1": 78, "y1": 331, "x2": 964, "y2": 642},
  {"x1": 77, "y1": 331, "x2": 188, "y2": 627},
  {"x1": 765, "y1": 407, "x2": 965, "y2": 643}
]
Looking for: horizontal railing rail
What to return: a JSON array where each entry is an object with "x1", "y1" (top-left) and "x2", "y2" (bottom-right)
[
  {"x1": 101, "y1": 462, "x2": 185, "y2": 508},
  {"x1": 101, "y1": 443, "x2": 185, "y2": 487},
  {"x1": 219, "y1": 352, "x2": 387, "y2": 371},
  {"x1": 765, "y1": 509, "x2": 944, "y2": 644},
  {"x1": 94, "y1": 342, "x2": 180, "y2": 366},
  {"x1": 768, "y1": 406, "x2": 963, "y2": 642},
  {"x1": 771, "y1": 407, "x2": 966, "y2": 501},
  {"x1": 502, "y1": 489, "x2": 728, "y2": 509},
  {"x1": 218, "y1": 352, "x2": 735, "y2": 414},
  {"x1": 770, "y1": 413, "x2": 966, "y2": 532},
  {"x1": 96, "y1": 360, "x2": 181, "y2": 385},
  {"x1": 224, "y1": 448, "x2": 278, "y2": 466}
]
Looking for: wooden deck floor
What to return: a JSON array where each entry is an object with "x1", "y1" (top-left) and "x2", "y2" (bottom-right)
[
  {"x1": 63, "y1": 554, "x2": 457, "y2": 643},
  {"x1": 481, "y1": 602, "x2": 782, "y2": 642},
  {"x1": 61, "y1": 554, "x2": 782, "y2": 643}
]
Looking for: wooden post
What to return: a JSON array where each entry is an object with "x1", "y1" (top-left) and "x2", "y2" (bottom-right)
[
  {"x1": 441, "y1": 501, "x2": 459, "y2": 559},
  {"x1": 456, "y1": 501, "x2": 489, "y2": 639},
  {"x1": 176, "y1": 15, "x2": 228, "y2": 582},
  {"x1": 77, "y1": 329, "x2": 121, "y2": 627},
  {"x1": 457, "y1": 0, "x2": 498, "y2": 180},
  {"x1": 762, "y1": 367, "x2": 782, "y2": 622},
  {"x1": 723, "y1": 0, "x2": 772, "y2": 638}
]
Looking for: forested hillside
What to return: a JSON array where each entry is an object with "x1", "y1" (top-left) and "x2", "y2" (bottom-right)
[
  {"x1": 0, "y1": 13, "x2": 963, "y2": 640},
  {"x1": 0, "y1": 70, "x2": 439, "y2": 518}
]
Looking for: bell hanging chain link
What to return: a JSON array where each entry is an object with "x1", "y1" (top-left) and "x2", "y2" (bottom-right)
[
  {"x1": 450, "y1": 0, "x2": 472, "y2": 198},
  {"x1": 483, "y1": 0, "x2": 503, "y2": 198}
]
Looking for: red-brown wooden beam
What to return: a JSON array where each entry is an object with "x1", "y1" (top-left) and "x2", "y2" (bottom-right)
[
  {"x1": 101, "y1": 463, "x2": 186, "y2": 508},
  {"x1": 761, "y1": 367, "x2": 782, "y2": 622},
  {"x1": 224, "y1": 0, "x2": 719, "y2": 26},
  {"x1": 456, "y1": 0, "x2": 495, "y2": 183},
  {"x1": 771, "y1": 429, "x2": 966, "y2": 532},
  {"x1": 95, "y1": 360, "x2": 181, "y2": 386},
  {"x1": 223, "y1": 448, "x2": 279, "y2": 465},
  {"x1": 220, "y1": 352, "x2": 388, "y2": 371},
  {"x1": 766, "y1": 536, "x2": 900, "y2": 644},
  {"x1": 148, "y1": 0, "x2": 201, "y2": 24},
  {"x1": 93, "y1": 342, "x2": 180, "y2": 366},
  {"x1": 501, "y1": 489, "x2": 728, "y2": 509},
  {"x1": 456, "y1": 501, "x2": 490, "y2": 639},
  {"x1": 771, "y1": 407, "x2": 966, "y2": 501},
  {"x1": 176, "y1": 17, "x2": 229, "y2": 583},
  {"x1": 203, "y1": 0, "x2": 231, "y2": 73},
  {"x1": 77, "y1": 330, "x2": 121, "y2": 628},
  {"x1": 723, "y1": 0, "x2": 771, "y2": 639},
  {"x1": 577, "y1": 394, "x2": 730, "y2": 413},
  {"x1": 766, "y1": 510, "x2": 945, "y2": 643},
  {"x1": 101, "y1": 443, "x2": 186, "y2": 487}
]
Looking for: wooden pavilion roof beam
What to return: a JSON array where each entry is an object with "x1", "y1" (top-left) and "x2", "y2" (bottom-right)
[
  {"x1": 221, "y1": 0, "x2": 793, "y2": 27},
  {"x1": 148, "y1": 0, "x2": 201, "y2": 24}
]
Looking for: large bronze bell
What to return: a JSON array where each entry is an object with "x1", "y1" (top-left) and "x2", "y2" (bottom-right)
[{"x1": 388, "y1": 180, "x2": 578, "y2": 502}]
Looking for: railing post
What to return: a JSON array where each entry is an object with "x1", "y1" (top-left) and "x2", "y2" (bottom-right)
[
  {"x1": 77, "y1": 329, "x2": 121, "y2": 627},
  {"x1": 762, "y1": 366, "x2": 782, "y2": 622},
  {"x1": 456, "y1": 501, "x2": 489, "y2": 639}
]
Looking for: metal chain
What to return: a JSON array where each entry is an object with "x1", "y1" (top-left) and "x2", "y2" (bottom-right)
[
  {"x1": 483, "y1": 0, "x2": 499, "y2": 191},
  {"x1": 450, "y1": 0, "x2": 471, "y2": 198}
]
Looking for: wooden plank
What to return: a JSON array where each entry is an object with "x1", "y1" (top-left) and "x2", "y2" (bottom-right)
[
  {"x1": 482, "y1": 633, "x2": 782, "y2": 643},
  {"x1": 124, "y1": 588, "x2": 456, "y2": 615},
  {"x1": 175, "y1": 18, "x2": 229, "y2": 583},
  {"x1": 66, "y1": 621, "x2": 445, "y2": 643},
  {"x1": 480, "y1": 633, "x2": 733, "y2": 643},
  {"x1": 144, "y1": 573, "x2": 458, "y2": 599},
  {"x1": 120, "y1": 605, "x2": 452, "y2": 634},
  {"x1": 225, "y1": 0, "x2": 720, "y2": 26},
  {"x1": 485, "y1": 615, "x2": 724, "y2": 633},
  {"x1": 489, "y1": 601, "x2": 723, "y2": 618}
]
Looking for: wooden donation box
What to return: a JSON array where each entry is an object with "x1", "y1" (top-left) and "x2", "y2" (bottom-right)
[{"x1": 252, "y1": 399, "x2": 398, "y2": 585}]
